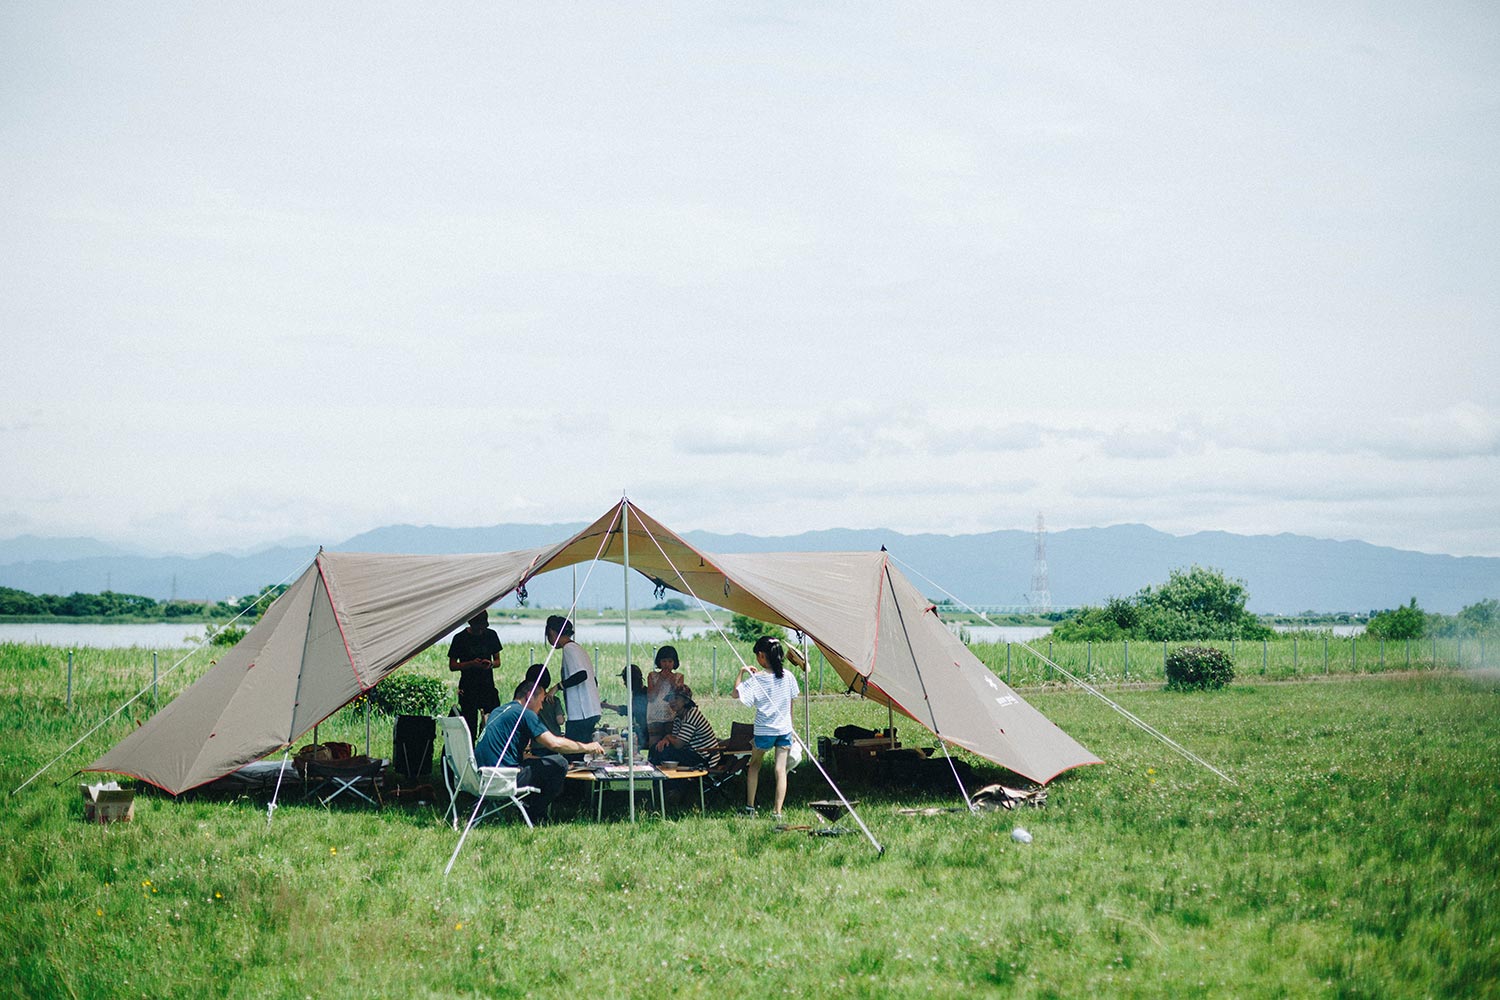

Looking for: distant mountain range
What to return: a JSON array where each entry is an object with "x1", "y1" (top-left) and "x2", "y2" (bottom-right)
[{"x1": 1, "y1": 522, "x2": 1496, "y2": 614}]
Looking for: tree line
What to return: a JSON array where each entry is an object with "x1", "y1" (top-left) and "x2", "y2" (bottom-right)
[
  {"x1": 1052, "y1": 566, "x2": 1498, "y2": 643},
  {"x1": 0, "y1": 584, "x2": 288, "y2": 621}
]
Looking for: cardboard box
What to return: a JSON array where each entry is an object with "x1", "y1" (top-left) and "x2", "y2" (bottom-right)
[{"x1": 80, "y1": 781, "x2": 135, "y2": 824}]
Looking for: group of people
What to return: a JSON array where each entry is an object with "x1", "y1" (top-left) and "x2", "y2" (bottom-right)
[
  {"x1": 449, "y1": 613, "x2": 605, "y2": 813},
  {"x1": 445, "y1": 609, "x2": 805, "y2": 819}
]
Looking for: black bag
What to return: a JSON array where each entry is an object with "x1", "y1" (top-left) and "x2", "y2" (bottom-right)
[
  {"x1": 834, "y1": 724, "x2": 878, "y2": 743},
  {"x1": 392, "y1": 714, "x2": 435, "y2": 780}
]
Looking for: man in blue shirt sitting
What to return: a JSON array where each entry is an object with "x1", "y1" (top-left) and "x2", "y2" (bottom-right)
[{"x1": 475, "y1": 675, "x2": 603, "y2": 814}]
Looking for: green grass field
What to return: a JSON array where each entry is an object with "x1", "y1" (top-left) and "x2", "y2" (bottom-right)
[{"x1": 2, "y1": 643, "x2": 1497, "y2": 998}]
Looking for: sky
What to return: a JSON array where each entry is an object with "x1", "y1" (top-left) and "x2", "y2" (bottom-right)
[{"x1": 2, "y1": 4, "x2": 1497, "y2": 558}]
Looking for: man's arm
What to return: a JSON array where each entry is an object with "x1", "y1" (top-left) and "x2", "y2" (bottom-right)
[{"x1": 534, "y1": 731, "x2": 602, "y2": 756}]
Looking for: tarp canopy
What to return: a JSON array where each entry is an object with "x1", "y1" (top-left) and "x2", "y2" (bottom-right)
[{"x1": 87, "y1": 501, "x2": 1101, "y2": 794}]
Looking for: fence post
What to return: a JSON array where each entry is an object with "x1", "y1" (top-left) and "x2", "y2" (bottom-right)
[
  {"x1": 1124, "y1": 639, "x2": 1129, "y2": 680},
  {"x1": 1351, "y1": 636, "x2": 1357, "y2": 673},
  {"x1": 1293, "y1": 636, "x2": 1298, "y2": 674},
  {"x1": 66, "y1": 650, "x2": 74, "y2": 712},
  {"x1": 1380, "y1": 638, "x2": 1385, "y2": 671},
  {"x1": 1324, "y1": 635, "x2": 1329, "y2": 674},
  {"x1": 712, "y1": 646, "x2": 718, "y2": 696},
  {"x1": 1406, "y1": 638, "x2": 1411, "y2": 668},
  {"x1": 818, "y1": 648, "x2": 824, "y2": 694},
  {"x1": 1163, "y1": 641, "x2": 1168, "y2": 675},
  {"x1": 1087, "y1": 641, "x2": 1093, "y2": 680},
  {"x1": 1006, "y1": 642, "x2": 1011, "y2": 685},
  {"x1": 1458, "y1": 638, "x2": 1463, "y2": 669},
  {"x1": 1262, "y1": 640, "x2": 1267, "y2": 676},
  {"x1": 152, "y1": 651, "x2": 159, "y2": 710},
  {"x1": 1431, "y1": 636, "x2": 1437, "y2": 670}
]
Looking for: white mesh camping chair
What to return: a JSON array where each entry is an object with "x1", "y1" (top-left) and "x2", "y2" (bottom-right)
[{"x1": 438, "y1": 716, "x2": 539, "y2": 829}]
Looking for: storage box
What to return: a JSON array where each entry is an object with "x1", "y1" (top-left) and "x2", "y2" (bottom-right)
[{"x1": 80, "y1": 782, "x2": 135, "y2": 824}]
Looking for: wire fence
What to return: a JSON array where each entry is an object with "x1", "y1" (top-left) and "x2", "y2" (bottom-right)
[
  {"x1": 966, "y1": 634, "x2": 1491, "y2": 687},
  {"x1": 9, "y1": 632, "x2": 1493, "y2": 725}
]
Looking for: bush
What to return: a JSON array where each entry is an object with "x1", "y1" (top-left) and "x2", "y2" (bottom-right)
[
  {"x1": 1367, "y1": 598, "x2": 1425, "y2": 640},
  {"x1": 207, "y1": 624, "x2": 248, "y2": 647},
  {"x1": 1165, "y1": 645, "x2": 1235, "y2": 692},
  {"x1": 368, "y1": 673, "x2": 447, "y2": 716},
  {"x1": 729, "y1": 613, "x2": 786, "y2": 643}
]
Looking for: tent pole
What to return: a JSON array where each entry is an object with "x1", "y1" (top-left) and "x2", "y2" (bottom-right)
[
  {"x1": 803, "y1": 636, "x2": 811, "y2": 752},
  {"x1": 622, "y1": 499, "x2": 635, "y2": 822}
]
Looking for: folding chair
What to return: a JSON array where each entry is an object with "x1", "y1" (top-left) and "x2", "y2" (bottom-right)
[
  {"x1": 438, "y1": 716, "x2": 540, "y2": 829},
  {"x1": 704, "y1": 721, "x2": 756, "y2": 803}
]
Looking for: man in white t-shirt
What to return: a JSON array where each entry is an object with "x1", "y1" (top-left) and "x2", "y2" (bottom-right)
[{"x1": 546, "y1": 615, "x2": 601, "y2": 744}]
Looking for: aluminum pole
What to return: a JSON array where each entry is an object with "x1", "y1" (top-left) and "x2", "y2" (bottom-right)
[
  {"x1": 802, "y1": 636, "x2": 811, "y2": 752},
  {"x1": 622, "y1": 501, "x2": 635, "y2": 821}
]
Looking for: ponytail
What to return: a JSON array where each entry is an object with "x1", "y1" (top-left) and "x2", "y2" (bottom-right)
[{"x1": 752, "y1": 635, "x2": 786, "y2": 679}]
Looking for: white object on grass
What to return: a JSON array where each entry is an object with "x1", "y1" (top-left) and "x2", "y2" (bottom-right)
[{"x1": 1011, "y1": 826, "x2": 1033, "y2": 844}]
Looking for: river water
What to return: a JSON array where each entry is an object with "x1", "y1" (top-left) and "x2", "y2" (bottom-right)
[
  {"x1": 0, "y1": 621, "x2": 726, "y2": 649},
  {"x1": 0, "y1": 621, "x2": 1056, "y2": 649}
]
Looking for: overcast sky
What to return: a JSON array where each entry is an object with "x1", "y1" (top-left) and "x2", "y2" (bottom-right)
[{"x1": 2, "y1": 4, "x2": 1497, "y2": 558}]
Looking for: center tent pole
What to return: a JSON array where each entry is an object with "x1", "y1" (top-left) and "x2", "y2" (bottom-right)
[
  {"x1": 802, "y1": 636, "x2": 811, "y2": 752},
  {"x1": 622, "y1": 500, "x2": 635, "y2": 822}
]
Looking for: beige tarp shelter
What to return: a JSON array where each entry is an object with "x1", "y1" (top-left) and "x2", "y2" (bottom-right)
[{"x1": 87, "y1": 501, "x2": 1101, "y2": 795}]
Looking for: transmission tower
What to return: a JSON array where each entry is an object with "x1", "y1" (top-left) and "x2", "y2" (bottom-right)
[{"x1": 1027, "y1": 512, "x2": 1052, "y2": 613}]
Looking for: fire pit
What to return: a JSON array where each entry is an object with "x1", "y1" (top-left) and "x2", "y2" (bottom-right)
[{"x1": 808, "y1": 799, "x2": 857, "y2": 836}]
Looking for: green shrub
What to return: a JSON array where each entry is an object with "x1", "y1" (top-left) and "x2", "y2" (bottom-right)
[
  {"x1": 1164, "y1": 645, "x2": 1235, "y2": 691},
  {"x1": 368, "y1": 673, "x2": 447, "y2": 716},
  {"x1": 1367, "y1": 598, "x2": 1425, "y2": 640},
  {"x1": 207, "y1": 624, "x2": 248, "y2": 647},
  {"x1": 729, "y1": 613, "x2": 786, "y2": 643}
]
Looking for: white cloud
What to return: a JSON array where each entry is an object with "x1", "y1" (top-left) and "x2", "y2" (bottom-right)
[{"x1": 2, "y1": 5, "x2": 1498, "y2": 558}]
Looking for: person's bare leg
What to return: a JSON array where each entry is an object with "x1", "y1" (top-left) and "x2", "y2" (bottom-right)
[
  {"x1": 746, "y1": 749, "x2": 763, "y2": 809},
  {"x1": 773, "y1": 745, "x2": 789, "y2": 814}
]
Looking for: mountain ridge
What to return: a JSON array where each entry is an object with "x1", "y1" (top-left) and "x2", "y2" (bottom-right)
[{"x1": 1, "y1": 522, "x2": 1495, "y2": 614}]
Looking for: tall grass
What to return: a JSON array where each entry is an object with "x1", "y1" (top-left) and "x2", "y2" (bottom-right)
[
  {"x1": 2, "y1": 643, "x2": 1498, "y2": 997},
  {"x1": 968, "y1": 634, "x2": 1491, "y2": 688}
]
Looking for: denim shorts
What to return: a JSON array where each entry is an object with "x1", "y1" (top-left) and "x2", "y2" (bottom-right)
[{"x1": 753, "y1": 733, "x2": 793, "y2": 750}]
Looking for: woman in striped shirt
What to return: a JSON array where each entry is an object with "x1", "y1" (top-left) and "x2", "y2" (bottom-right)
[{"x1": 649, "y1": 686, "x2": 720, "y2": 769}]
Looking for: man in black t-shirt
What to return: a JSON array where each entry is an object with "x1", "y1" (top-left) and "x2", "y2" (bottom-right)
[{"x1": 448, "y1": 611, "x2": 501, "y2": 739}]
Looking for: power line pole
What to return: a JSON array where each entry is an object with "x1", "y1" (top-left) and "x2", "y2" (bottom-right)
[{"x1": 1026, "y1": 512, "x2": 1052, "y2": 614}]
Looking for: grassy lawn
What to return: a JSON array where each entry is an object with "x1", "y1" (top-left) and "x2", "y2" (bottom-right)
[{"x1": 1, "y1": 643, "x2": 1497, "y2": 998}]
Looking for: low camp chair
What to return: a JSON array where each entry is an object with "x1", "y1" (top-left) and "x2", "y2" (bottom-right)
[
  {"x1": 704, "y1": 721, "x2": 757, "y2": 802},
  {"x1": 438, "y1": 716, "x2": 540, "y2": 829}
]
